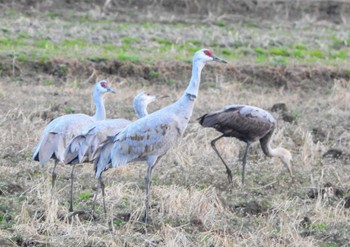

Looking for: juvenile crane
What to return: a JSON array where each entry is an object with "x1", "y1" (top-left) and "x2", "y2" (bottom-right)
[
  {"x1": 94, "y1": 49, "x2": 227, "y2": 222},
  {"x1": 32, "y1": 80, "x2": 114, "y2": 189},
  {"x1": 63, "y1": 92, "x2": 166, "y2": 213},
  {"x1": 198, "y1": 104, "x2": 293, "y2": 185}
]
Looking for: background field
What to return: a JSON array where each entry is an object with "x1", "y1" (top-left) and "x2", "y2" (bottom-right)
[{"x1": 0, "y1": 0, "x2": 350, "y2": 246}]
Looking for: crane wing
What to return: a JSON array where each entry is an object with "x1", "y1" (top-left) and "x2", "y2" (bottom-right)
[
  {"x1": 110, "y1": 114, "x2": 178, "y2": 168},
  {"x1": 199, "y1": 105, "x2": 275, "y2": 141}
]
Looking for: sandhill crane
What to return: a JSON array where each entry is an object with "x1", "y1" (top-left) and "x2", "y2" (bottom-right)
[
  {"x1": 32, "y1": 80, "x2": 115, "y2": 191},
  {"x1": 197, "y1": 104, "x2": 293, "y2": 185},
  {"x1": 94, "y1": 49, "x2": 227, "y2": 222},
  {"x1": 63, "y1": 92, "x2": 166, "y2": 213},
  {"x1": 64, "y1": 92, "x2": 165, "y2": 164}
]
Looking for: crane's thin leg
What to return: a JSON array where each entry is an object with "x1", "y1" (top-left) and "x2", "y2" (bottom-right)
[
  {"x1": 100, "y1": 176, "x2": 107, "y2": 216},
  {"x1": 241, "y1": 142, "x2": 252, "y2": 185},
  {"x1": 143, "y1": 158, "x2": 159, "y2": 223},
  {"x1": 92, "y1": 175, "x2": 107, "y2": 216},
  {"x1": 69, "y1": 165, "x2": 76, "y2": 212},
  {"x1": 51, "y1": 159, "x2": 59, "y2": 191},
  {"x1": 210, "y1": 135, "x2": 233, "y2": 183},
  {"x1": 143, "y1": 166, "x2": 153, "y2": 223}
]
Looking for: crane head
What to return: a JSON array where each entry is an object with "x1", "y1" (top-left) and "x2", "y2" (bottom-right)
[
  {"x1": 96, "y1": 80, "x2": 115, "y2": 94},
  {"x1": 278, "y1": 148, "x2": 293, "y2": 179},
  {"x1": 194, "y1": 49, "x2": 228, "y2": 64},
  {"x1": 135, "y1": 92, "x2": 168, "y2": 106}
]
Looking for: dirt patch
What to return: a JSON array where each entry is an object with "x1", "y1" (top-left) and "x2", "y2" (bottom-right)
[{"x1": 2, "y1": 58, "x2": 350, "y2": 90}]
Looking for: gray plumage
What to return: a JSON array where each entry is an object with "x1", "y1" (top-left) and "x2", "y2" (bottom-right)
[
  {"x1": 32, "y1": 80, "x2": 114, "y2": 192},
  {"x1": 198, "y1": 104, "x2": 293, "y2": 185},
  {"x1": 94, "y1": 49, "x2": 227, "y2": 222},
  {"x1": 63, "y1": 92, "x2": 164, "y2": 214},
  {"x1": 64, "y1": 92, "x2": 163, "y2": 164}
]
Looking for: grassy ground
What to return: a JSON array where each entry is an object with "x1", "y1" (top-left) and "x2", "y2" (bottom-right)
[{"x1": 0, "y1": 1, "x2": 350, "y2": 247}]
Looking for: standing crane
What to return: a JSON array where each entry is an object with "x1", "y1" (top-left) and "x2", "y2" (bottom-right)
[
  {"x1": 63, "y1": 92, "x2": 167, "y2": 213},
  {"x1": 94, "y1": 49, "x2": 227, "y2": 222},
  {"x1": 32, "y1": 80, "x2": 115, "y2": 191},
  {"x1": 197, "y1": 104, "x2": 294, "y2": 185}
]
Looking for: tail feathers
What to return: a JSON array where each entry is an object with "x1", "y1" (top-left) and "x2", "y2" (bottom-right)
[
  {"x1": 94, "y1": 139, "x2": 114, "y2": 178},
  {"x1": 196, "y1": 113, "x2": 208, "y2": 126},
  {"x1": 64, "y1": 135, "x2": 86, "y2": 164},
  {"x1": 35, "y1": 132, "x2": 66, "y2": 166},
  {"x1": 82, "y1": 135, "x2": 100, "y2": 162}
]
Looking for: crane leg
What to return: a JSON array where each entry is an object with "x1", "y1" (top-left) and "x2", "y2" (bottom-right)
[
  {"x1": 142, "y1": 158, "x2": 159, "y2": 223},
  {"x1": 92, "y1": 175, "x2": 107, "y2": 216},
  {"x1": 69, "y1": 165, "x2": 76, "y2": 212},
  {"x1": 241, "y1": 142, "x2": 251, "y2": 185},
  {"x1": 210, "y1": 135, "x2": 233, "y2": 183},
  {"x1": 51, "y1": 159, "x2": 59, "y2": 191},
  {"x1": 101, "y1": 176, "x2": 107, "y2": 216},
  {"x1": 143, "y1": 166, "x2": 153, "y2": 223}
]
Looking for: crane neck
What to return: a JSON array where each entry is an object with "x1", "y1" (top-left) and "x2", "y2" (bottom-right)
[
  {"x1": 134, "y1": 100, "x2": 148, "y2": 118},
  {"x1": 92, "y1": 88, "x2": 106, "y2": 121},
  {"x1": 184, "y1": 59, "x2": 205, "y2": 99}
]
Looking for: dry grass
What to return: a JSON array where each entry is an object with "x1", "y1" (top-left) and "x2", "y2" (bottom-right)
[
  {"x1": 1, "y1": 75, "x2": 349, "y2": 246},
  {"x1": 1, "y1": 2, "x2": 350, "y2": 246}
]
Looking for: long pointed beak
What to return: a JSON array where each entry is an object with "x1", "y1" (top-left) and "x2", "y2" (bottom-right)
[
  {"x1": 212, "y1": 55, "x2": 228, "y2": 64},
  {"x1": 106, "y1": 87, "x2": 116, "y2": 93},
  {"x1": 156, "y1": 94, "x2": 169, "y2": 99}
]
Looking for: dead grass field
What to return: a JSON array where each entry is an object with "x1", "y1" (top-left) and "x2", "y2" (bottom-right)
[{"x1": 1, "y1": 1, "x2": 350, "y2": 247}]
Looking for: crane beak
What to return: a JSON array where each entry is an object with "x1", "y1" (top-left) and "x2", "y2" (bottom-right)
[
  {"x1": 156, "y1": 94, "x2": 169, "y2": 99},
  {"x1": 106, "y1": 87, "x2": 116, "y2": 93},
  {"x1": 212, "y1": 55, "x2": 228, "y2": 64}
]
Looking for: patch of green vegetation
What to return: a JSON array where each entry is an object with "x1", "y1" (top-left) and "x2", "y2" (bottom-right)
[
  {"x1": 121, "y1": 198, "x2": 129, "y2": 207},
  {"x1": 65, "y1": 105, "x2": 74, "y2": 114},
  {"x1": 343, "y1": 69, "x2": 350, "y2": 77},
  {"x1": 79, "y1": 15, "x2": 93, "y2": 24},
  {"x1": 116, "y1": 53, "x2": 139, "y2": 62},
  {"x1": 254, "y1": 47, "x2": 266, "y2": 55},
  {"x1": 330, "y1": 50, "x2": 348, "y2": 59},
  {"x1": 310, "y1": 223, "x2": 328, "y2": 231},
  {"x1": 5, "y1": 9, "x2": 17, "y2": 16},
  {"x1": 269, "y1": 48, "x2": 289, "y2": 57},
  {"x1": 320, "y1": 243, "x2": 340, "y2": 247},
  {"x1": 63, "y1": 39, "x2": 87, "y2": 48},
  {"x1": 43, "y1": 79, "x2": 54, "y2": 86},
  {"x1": 215, "y1": 20, "x2": 225, "y2": 27},
  {"x1": 79, "y1": 192, "x2": 91, "y2": 200},
  {"x1": 122, "y1": 36, "x2": 141, "y2": 45},
  {"x1": 291, "y1": 49, "x2": 306, "y2": 58},
  {"x1": 152, "y1": 175, "x2": 159, "y2": 185},
  {"x1": 255, "y1": 54, "x2": 268, "y2": 63},
  {"x1": 153, "y1": 37, "x2": 172, "y2": 45},
  {"x1": 243, "y1": 20, "x2": 258, "y2": 28},
  {"x1": 149, "y1": 70, "x2": 160, "y2": 79},
  {"x1": 165, "y1": 78, "x2": 176, "y2": 86},
  {"x1": 47, "y1": 12, "x2": 60, "y2": 19},
  {"x1": 308, "y1": 49, "x2": 324, "y2": 58},
  {"x1": 113, "y1": 218, "x2": 126, "y2": 228},
  {"x1": 141, "y1": 22, "x2": 152, "y2": 29},
  {"x1": 294, "y1": 44, "x2": 307, "y2": 50},
  {"x1": 186, "y1": 39, "x2": 201, "y2": 46},
  {"x1": 221, "y1": 48, "x2": 232, "y2": 56},
  {"x1": 195, "y1": 183, "x2": 206, "y2": 190}
]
